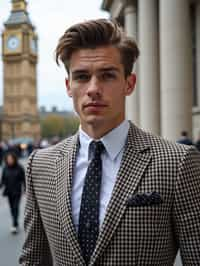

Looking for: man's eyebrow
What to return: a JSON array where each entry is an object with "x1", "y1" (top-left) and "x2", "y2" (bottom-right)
[
  {"x1": 98, "y1": 67, "x2": 120, "y2": 72},
  {"x1": 71, "y1": 67, "x2": 120, "y2": 76},
  {"x1": 71, "y1": 69, "x2": 89, "y2": 75}
]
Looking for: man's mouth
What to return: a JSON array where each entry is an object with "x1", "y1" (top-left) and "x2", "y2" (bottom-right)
[{"x1": 84, "y1": 102, "x2": 107, "y2": 108}]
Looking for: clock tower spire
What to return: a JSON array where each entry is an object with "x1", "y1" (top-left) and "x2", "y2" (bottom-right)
[
  {"x1": 1, "y1": 1, "x2": 40, "y2": 141},
  {"x1": 5, "y1": 0, "x2": 32, "y2": 28},
  {"x1": 11, "y1": 0, "x2": 27, "y2": 12}
]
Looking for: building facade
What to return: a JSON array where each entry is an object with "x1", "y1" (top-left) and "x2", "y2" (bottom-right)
[
  {"x1": 1, "y1": 0, "x2": 40, "y2": 141},
  {"x1": 102, "y1": 0, "x2": 200, "y2": 141}
]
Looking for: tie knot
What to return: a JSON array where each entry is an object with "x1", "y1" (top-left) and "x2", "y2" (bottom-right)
[{"x1": 90, "y1": 141, "x2": 105, "y2": 157}]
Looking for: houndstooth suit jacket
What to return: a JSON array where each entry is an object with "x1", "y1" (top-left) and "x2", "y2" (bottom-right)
[{"x1": 19, "y1": 122, "x2": 200, "y2": 266}]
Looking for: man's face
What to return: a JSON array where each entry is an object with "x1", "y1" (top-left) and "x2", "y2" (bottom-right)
[{"x1": 66, "y1": 45, "x2": 136, "y2": 134}]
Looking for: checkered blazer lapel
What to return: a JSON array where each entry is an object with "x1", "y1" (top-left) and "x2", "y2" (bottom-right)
[
  {"x1": 90, "y1": 122, "x2": 152, "y2": 265},
  {"x1": 55, "y1": 134, "x2": 85, "y2": 266}
]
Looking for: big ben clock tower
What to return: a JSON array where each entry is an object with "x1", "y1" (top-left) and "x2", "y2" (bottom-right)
[{"x1": 1, "y1": 0, "x2": 40, "y2": 141}]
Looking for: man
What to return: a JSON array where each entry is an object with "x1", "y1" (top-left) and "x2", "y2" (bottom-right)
[{"x1": 19, "y1": 19, "x2": 200, "y2": 265}]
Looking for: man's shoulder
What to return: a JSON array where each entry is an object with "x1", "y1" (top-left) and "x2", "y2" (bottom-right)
[
  {"x1": 31, "y1": 134, "x2": 78, "y2": 163},
  {"x1": 129, "y1": 122, "x2": 194, "y2": 157}
]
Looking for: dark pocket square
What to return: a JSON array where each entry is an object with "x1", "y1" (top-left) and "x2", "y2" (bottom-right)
[{"x1": 126, "y1": 191, "x2": 163, "y2": 207}]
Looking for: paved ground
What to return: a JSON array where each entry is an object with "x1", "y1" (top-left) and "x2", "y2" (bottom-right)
[
  {"x1": 0, "y1": 158, "x2": 182, "y2": 266},
  {"x1": 0, "y1": 158, "x2": 27, "y2": 266},
  {"x1": 0, "y1": 195, "x2": 25, "y2": 266}
]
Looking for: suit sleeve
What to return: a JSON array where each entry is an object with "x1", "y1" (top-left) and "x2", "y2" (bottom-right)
[
  {"x1": 173, "y1": 146, "x2": 200, "y2": 264},
  {"x1": 19, "y1": 151, "x2": 53, "y2": 266}
]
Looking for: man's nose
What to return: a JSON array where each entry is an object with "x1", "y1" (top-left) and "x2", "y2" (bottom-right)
[{"x1": 86, "y1": 76, "x2": 102, "y2": 97}]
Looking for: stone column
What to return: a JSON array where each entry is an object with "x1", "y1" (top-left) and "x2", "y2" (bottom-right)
[
  {"x1": 196, "y1": 3, "x2": 200, "y2": 107},
  {"x1": 124, "y1": 2, "x2": 139, "y2": 126},
  {"x1": 138, "y1": 0, "x2": 160, "y2": 135},
  {"x1": 160, "y1": 0, "x2": 193, "y2": 141}
]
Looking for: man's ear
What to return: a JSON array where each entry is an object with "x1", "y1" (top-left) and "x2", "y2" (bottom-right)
[
  {"x1": 65, "y1": 78, "x2": 72, "y2": 97},
  {"x1": 125, "y1": 73, "x2": 136, "y2": 96}
]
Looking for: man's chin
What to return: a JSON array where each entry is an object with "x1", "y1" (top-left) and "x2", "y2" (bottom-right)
[
  {"x1": 83, "y1": 116, "x2": 104, "y2": 126},
  {"x1": 87, "y1": 119, "x2": 103, "y2": 125}
]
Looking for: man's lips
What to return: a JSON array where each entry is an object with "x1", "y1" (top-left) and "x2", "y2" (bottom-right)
[{"x1": 84, "y1": 102, "x2": 107, "y2": 108}]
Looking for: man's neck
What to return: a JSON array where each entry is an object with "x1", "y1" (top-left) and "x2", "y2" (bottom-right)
[{"x1": 80, "y1": 120, "x2": 126, "y2": 139}]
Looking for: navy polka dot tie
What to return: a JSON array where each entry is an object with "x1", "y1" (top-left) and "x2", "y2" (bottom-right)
[{"x1": 78, "y1": 141, "x2": 104, "y2": 265}]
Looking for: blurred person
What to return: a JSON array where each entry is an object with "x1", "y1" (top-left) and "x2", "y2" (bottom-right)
[
  {"x1": 50, "y1": 136, "x2": 61, "y2": 145},
  {"x1": 27, "y1": 142, "x2": 34, "y2": 155},
  {"x1": 39, "y1": 138, "x2": 49, "y2": 149},
  {"x1": 6, "y1": 143, "x2": 21, "y2": 158},
  {"x1": 19, "y1": 19, "x2": 200, "y2": 265},
  {"x1": 195, "y1": 132, "x2": 200, "y2": 151},
  {"x1": 0, "y1": 152, "x2": 25, "y2": 234},
  {"x1": 177, "y1": 130, "x2": 193, "y2": 145},
  {"x1": 0, "y1": 142, "x2": 4, "y2": 165}
]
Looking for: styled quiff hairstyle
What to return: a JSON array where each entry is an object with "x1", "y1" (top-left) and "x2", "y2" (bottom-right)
[{"x1": 55, "y1": 19, "x2": 139, "y2": 77}]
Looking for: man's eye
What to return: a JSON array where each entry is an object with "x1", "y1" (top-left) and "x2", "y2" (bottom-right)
[
  {"x1": 74, "y1": 74, "x2": 90, "y2": 81},
  {"x1": 101, "y1": 72, "x2": 116, "y2": 80}
]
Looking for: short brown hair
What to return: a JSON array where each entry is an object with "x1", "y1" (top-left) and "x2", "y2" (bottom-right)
[{"x1": 55, "y1": 19, "x2": 139, "y2": 77}]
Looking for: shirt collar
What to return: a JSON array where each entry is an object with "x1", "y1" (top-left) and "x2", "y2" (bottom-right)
[{"x1": 79, "y1": 120, "x2": 130, "y2": 161}]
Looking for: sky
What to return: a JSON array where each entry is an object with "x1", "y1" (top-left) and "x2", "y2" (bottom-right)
[{"x1": 0, "y1": 0, "x2": 108, "y2": 111}]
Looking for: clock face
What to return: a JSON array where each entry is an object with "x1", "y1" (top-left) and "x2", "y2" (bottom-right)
[{"x1": 7, "y1": 35, "x2": 20, "y2": 51}]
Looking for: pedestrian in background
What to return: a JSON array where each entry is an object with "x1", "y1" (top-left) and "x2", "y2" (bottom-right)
[
  {"x1": 194, "y1": 131, "x2": 200, "y2": 151},
  {"x1": 177, "y1": 130, "x2": 193, "y2": 145},
  {"x1": 0, "y1": 152, "x2": 25, "y2": 234}
]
